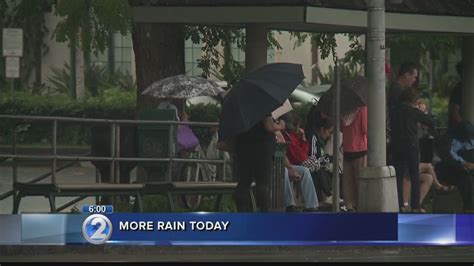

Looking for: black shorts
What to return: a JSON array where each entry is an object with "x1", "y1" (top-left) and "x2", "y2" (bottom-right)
[{"x1": 344, "y1": 151, "x2": 367, "y2": 161}]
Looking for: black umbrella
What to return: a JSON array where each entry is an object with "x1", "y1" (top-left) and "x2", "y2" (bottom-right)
[
  {"x1": 218, "y1": 63, "x2": 305, "y2": 140},
  {"x1": 316, "y1": 75, "x2": 368, "y2": 117}
]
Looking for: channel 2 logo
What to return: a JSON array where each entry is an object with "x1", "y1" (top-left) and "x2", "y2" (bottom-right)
[{"x1": 82, "y1": 214, "x2": 113, "y2": 244}]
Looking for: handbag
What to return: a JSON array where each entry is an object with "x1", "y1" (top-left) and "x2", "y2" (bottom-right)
[
  {"x1": 177, "y1": 125, "x2": 199, "y2": 151},
  {"x1": 301, "y1": 156, "x2": 321, "y2": 172}
]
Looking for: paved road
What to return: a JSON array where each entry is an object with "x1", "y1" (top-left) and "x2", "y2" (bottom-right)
[{"x1": 1, "y1": 246, "x2": 473, "y2": 262}]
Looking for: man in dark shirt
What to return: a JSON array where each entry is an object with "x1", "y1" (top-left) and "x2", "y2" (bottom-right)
[
  {"x1": 391, "y1": 88, "x2": 435, "y2": 212},
  {"x1": 387, "y1": 62, "x2": 419, "y2": 165},
  {"x1": 387, "y1": 62, "x2": 419, "y2": 113},
  {"x1": 234, "y1": 116, "x2": 285, "y2": 212}
]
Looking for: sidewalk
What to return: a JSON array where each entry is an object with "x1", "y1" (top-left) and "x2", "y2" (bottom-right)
[
  {"x1": 1, "y1": 246, "x2": 473, "y2": 262},
  {"x1": 0, "y1": 164, "x2": 119, "y2": 214}
]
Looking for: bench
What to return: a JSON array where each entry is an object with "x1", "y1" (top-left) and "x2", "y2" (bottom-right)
[
  {"x1": 12, "y1": 182, "x2": 144, "y2": 214},
  {"x1": 12, "y1": 181, "x2": 257, "y2": 213},
  {"x1": 143, "y1": 181, "x2": 257, "y2": 212}
]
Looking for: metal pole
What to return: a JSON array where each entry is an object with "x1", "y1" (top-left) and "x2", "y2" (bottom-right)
[
  {"x1": 12, "y1": 125, "x2": 18, "y2": 188},
  {"x1": 110, "y1": 123, "x2": 116, "y2": 184},
  {"x1": 168, "y1": 123, "x2": 173, "y2": 182},
  {"x1": 12, "y1": 125, "x2": 17, "y2": 213},
  {"x1": 52, "y1": 120, "x2": 57, "y2": 184},
  {"x1": 115, "y1": 124, "x2": 120, "y2": 184},
  {"x1": 332, "y1": 63, "x2": 341, "y2": 212},
  {"x1": 10, "y1": 78, "x2": 15, "y2": 103},
  {"x1": 367, "y1": 0, "x2": 386, "y2": 167},
  {"x1": 221, "y1": 149, "x2": 226, "y2": 181},
  {"x1": 95, "y1": 168, "x2": 100, "y2": 204}
]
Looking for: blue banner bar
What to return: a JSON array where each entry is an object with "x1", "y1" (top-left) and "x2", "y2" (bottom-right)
[
  {"x1": 109, "y1": 213, "x2": 397, "y2": 242},
  {"x1": 10, "y1": 213, "x2": 474, "y2": 245}
]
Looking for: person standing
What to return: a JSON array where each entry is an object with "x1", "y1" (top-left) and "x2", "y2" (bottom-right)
[
  {"x1": 391, "y1": 88, "x2": 435, "y2": 212},
  {"x1": 387, "y1": 62, "x2": 419, "y2": 112},
  {"x1": 387, "y1": 62, "x2": 419, "y2": 164},
  {"x1": 341, "y1": 106, "x2": 368, "y2": 212},
  {"x1": 234, "y1": 116, "x2": 285, "y2": 212}
]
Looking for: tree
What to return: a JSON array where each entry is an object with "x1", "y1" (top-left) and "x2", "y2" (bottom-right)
[
  {"x1": 132, "y1": 23, "x2": 185, "y2": 109},
  {"x1": 53, "y1": 0, "x2": 131, "y2": 98},
  {"x1": 53, "y1": 1, "x2": 307, "y2": 104}
]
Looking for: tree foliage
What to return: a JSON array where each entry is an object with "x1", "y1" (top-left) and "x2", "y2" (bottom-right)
[
  {"x1": 53, "y1": 0, "x2": 131, "y2": 54},
  {"x1": 185, "y1": 26, "x2": 287, "y2": 86}
]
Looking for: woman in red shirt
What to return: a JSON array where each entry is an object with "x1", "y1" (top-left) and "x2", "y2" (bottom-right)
[{"x1": 341, "y1": 105, "x2": 368, "y2": 212}]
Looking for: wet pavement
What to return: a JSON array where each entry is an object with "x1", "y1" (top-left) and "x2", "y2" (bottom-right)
[
  {"x1": 0, "y1": 163, "x2": 136, "y2": 214},
  {"x1": 0, "y1": 246, "x2": 473, "y2": 262}
]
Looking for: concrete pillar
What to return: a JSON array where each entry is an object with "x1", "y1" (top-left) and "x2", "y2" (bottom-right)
[
  {"x1": 245, "y1": 24, "x2": 267, "y2": 72},
  {"x1": 462, "y1": 37, "x2": 474, "y2": 124},
  {"x1": 366, "y1": 0, "x2": 386, "y2": 167},
  {"x1": 358, "y1": 0, "x2": 398, "y2": 212}
]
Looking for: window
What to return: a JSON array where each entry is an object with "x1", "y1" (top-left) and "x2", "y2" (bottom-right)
[
  {"x1": 185, "y1": 38, "x2": 203, "y2": 76},
  {"x1": 114, "y1": 33, "x2": 133, "y2": 74},
  {"x1": 91, "y1": 33, "x2": 133, "y2": 74}
]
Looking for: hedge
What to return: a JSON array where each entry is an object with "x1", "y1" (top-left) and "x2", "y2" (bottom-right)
[{"x1": 0, "y1": 91, "x2": 315, "y2": 146}]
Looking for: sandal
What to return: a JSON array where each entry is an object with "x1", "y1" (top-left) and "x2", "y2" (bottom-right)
[
  {"x1": 412, "y1": 208, "x2": 426, "y2": 213},
  {"x1": 436, "y1": 184, "x2": 454, "y2": 194}
]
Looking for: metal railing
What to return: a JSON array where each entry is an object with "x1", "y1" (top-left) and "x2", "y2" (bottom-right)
[{"x1": 0, "y1": 114, "x2": 229, "y2": 209}]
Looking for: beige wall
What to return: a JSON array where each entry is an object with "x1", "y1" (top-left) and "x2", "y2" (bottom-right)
[
  {"x1": 272, "y1": 31, "x2": 313, "y2": 85},
  {"x1": 272, "y1": 31, "x2": 359, "y2": 85},
  {"x1": 41, "y1": 12, "x2": 70, "y2": 87}
]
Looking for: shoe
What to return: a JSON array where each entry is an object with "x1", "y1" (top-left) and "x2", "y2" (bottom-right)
[
  {"x1": 323, "y1": 195, "x2": 333, "y2": 204},
  {"x1": 411, "y1": 208, "x2": 426, "y2": 213},
  {"x1": 436, "y1": 185, "x2": 455, "y2": 194},
  {"x1": 286, "y1": 205, "x2": 298, "y2": 212},
  {"x1": 346, "y1": 207, "x2": 356, "y2": 213},
  {"x1": 338, "y1": 205, "x2": 355, "y2": 212},
  {"x1": 303, "y1": 207, "x2": 319, "y2": 212}
]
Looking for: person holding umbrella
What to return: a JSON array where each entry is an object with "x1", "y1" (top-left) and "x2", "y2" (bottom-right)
[
  {"x1": 218, "y1": 63, "x2": 305, "y2": 212},
  {"x1": 314, "y1": 76, "x2": 369, "y2": 212},
  {"x1": 339, "y1": 77, "x2": 369, "y2": 213},
  {"x1": 234, "y1": 115, "x2": 287, "y2": 211}
]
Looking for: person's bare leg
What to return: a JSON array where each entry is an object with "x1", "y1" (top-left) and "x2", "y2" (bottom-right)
[
  {"x1": 342, "y1": 160, "x2": 355, "y2": 210},
  {"x1": 419, "y1": 172, "x2": 434, "y2": 204},
  {"x1": 420, "y1": 163, "x2": 452, "y2": 191},
  {"x1": 404, "y1": 172, "x2": 433, "y2": 206},
  {"x1": 352, "y1": 156, "x2": 366, "y2": 209},
  {"x1": 403, "y1": 177, "x2": 411, "y2": 208}
]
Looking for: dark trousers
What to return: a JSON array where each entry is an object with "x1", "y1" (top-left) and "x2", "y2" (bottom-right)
[
  {"x1": 436, "y1": 162, "x2": 473, "y2": 211},
  {"x1": 234, "y1": 147, "x2": 273, "y2": 212},
  {"x1": 393, "y1": 147, "x2": 421, "y2": 210}
]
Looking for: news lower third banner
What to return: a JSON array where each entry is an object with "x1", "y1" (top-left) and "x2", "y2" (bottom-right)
[{"x1": 0, "y1": 214, "x2": 473, "y2": 245}]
